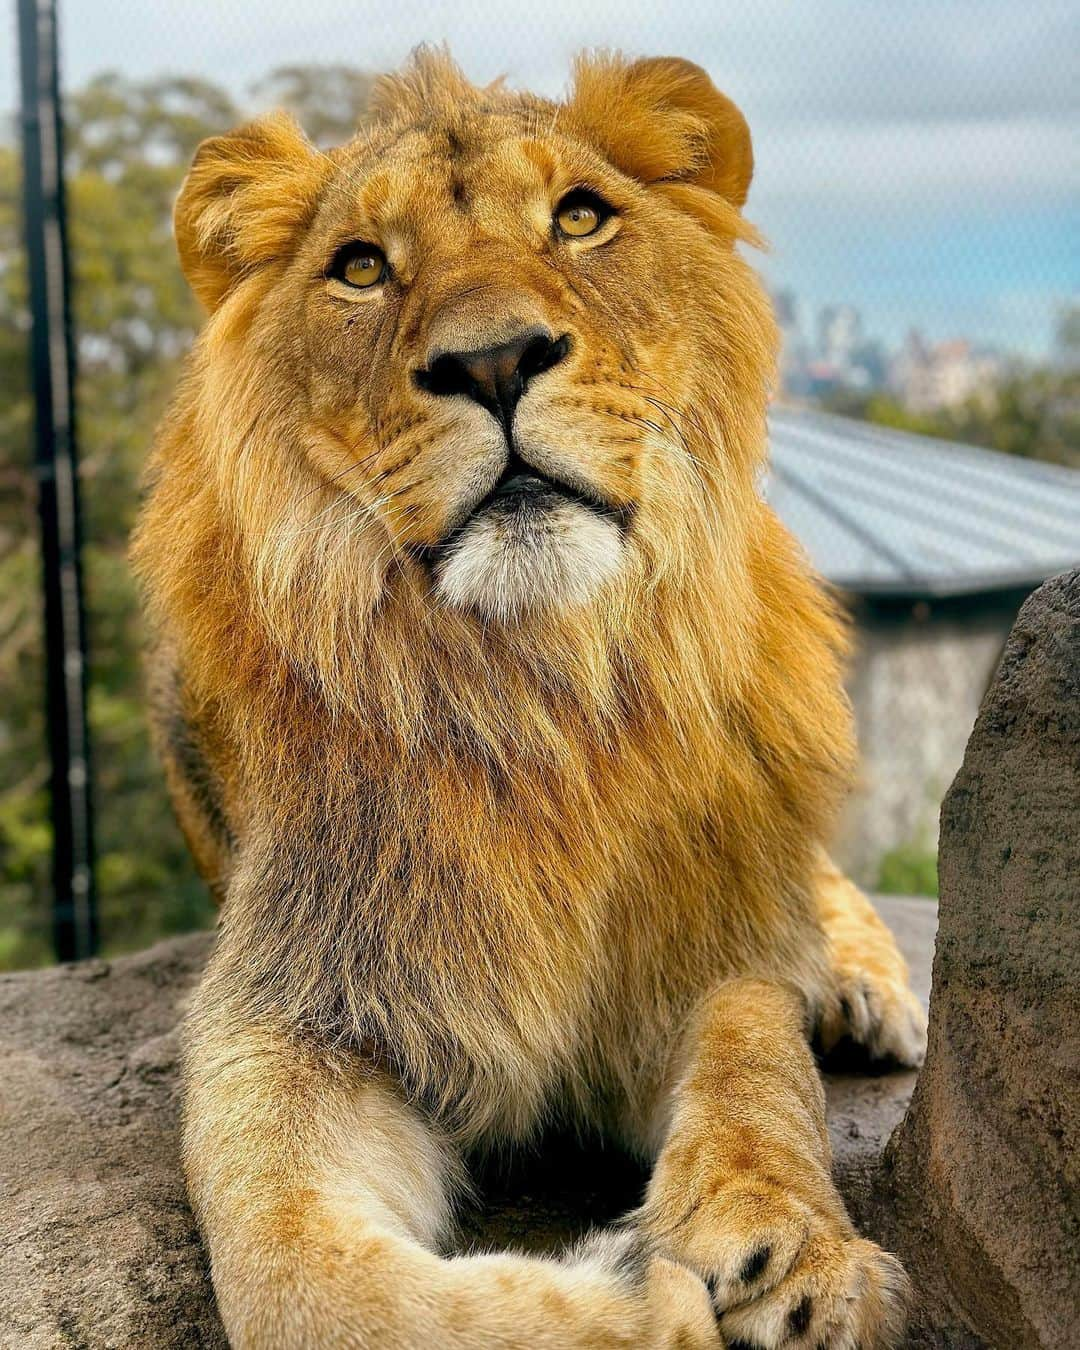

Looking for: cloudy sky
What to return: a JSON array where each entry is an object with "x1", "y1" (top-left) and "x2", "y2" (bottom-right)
[{"x1": 6, "y1": 0, "x2": 1077, "y2": 355}]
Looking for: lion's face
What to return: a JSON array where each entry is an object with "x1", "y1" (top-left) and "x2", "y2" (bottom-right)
[
  {"x1": 175, "y1": 53, "x2": 773, "y2": 627},
  {"x1": 292, "y1": 108, "x2": 661, "y2": 623}
]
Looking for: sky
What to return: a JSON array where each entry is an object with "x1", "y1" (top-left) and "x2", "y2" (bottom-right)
[{"x1": 4, "y1": 0, "x2": 1077, "y2": 356}]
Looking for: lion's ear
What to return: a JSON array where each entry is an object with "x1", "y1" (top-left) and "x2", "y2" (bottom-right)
[
  {"x1": 568, "y1": 55, "x2": 753, "y2": 208},
  {"x1": 175, "y1": 112, "x2": 330, "y2": 311}
]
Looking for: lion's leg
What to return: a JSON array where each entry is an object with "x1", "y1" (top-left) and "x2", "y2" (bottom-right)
[
  {"x1": 184, "y1": 985, "x2": 718, "y2": 1350},
  {"x1": 814, "y1": 856, "x2": 927, "y2": 1065},
  {"x1": 631, "y1": 979, "x2": 909, "y2": 1349}
]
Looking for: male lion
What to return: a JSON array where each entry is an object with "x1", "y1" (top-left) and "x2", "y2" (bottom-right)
[{"x1": 134, "y1": 49, "x2": 927, "y2": 1349}]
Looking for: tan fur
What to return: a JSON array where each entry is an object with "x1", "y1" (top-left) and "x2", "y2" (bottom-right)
[
  {"x1": 133, "y1": 49, "x2": 923, "y2": 1347},
  {"x1": 814, "y1": 855, "x2": 928, "y2": 1066}
]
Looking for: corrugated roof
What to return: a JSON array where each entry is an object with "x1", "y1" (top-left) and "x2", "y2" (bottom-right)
[{"x1": 763, "y1": 407, "x2": 1080, "y2": 598}]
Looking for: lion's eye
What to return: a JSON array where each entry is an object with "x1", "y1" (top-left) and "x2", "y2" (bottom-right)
[
  {"x1": 331, "y1": 244, "x2": 387, "y2": 289},
  {"x1": 554, "y1": 191, "x2": 611, "y2": 238}
]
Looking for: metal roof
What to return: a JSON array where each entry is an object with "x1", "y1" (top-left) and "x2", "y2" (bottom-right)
[{"x1": 763, "y1": 407, "x2": 1080, "y2": 598}]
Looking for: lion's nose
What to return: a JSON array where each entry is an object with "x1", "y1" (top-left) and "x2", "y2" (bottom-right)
[{"x1": 415, "y1": 328, "x2": 569, "y2": 431}]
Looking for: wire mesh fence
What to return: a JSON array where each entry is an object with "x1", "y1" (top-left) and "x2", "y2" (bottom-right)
[{"x1": 1, "y1": 0, "x2": 1077, "y2": 965}]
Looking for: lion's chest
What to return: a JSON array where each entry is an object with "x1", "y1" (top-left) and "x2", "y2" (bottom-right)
[{"x1": 353, "y1": 821, "x2": 762, "y2": 1144}]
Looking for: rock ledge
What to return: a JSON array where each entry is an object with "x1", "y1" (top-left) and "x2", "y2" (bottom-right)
[{"x1": 1, "y1": 902, "x2": 935, "y2": 1349}]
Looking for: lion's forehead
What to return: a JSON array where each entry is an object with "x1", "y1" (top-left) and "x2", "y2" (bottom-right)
[{"x1": 318, "y1": 113, "x2": 590, "y2": 247}]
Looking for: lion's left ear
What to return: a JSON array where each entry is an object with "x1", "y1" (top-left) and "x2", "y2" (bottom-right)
[{"x1": 567, "y1": 55, "x2": 753, "y2": 208}]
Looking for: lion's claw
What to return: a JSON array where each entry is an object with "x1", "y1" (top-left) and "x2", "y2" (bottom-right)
[{"x1": 820, "y1": 968, "x2": 927, "y2": 1067}]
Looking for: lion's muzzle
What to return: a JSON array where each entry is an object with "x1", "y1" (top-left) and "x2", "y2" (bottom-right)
[{"x1": 428, "y1": 455, "x2": 626, "y2": 623}]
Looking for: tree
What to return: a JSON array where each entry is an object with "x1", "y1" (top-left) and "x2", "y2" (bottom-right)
[
  {"x1": 0, "y1": 141, "x2": 50, "y2": 965},
  {"x1": 250, "y1": 66, "x2": 376, "y2": 146},
  {"x1": 1, "y1": 66, "x2": 376, "y2": 967}
]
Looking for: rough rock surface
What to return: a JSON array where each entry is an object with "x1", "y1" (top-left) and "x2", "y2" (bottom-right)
[
  {"x1": 1, "y1": 901, "x2": 935, "y2": 1349},
  {"x1": 885, "y1": 569, "x2": 1080, "y2": 1349}
]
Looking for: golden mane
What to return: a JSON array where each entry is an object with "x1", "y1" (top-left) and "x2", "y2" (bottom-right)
[
  {"x1": 134, "y1": 52, "x2": 920, "y2": 1350},
  {"x1": 133, "y1": 46, "x2": 852, "y2": 1130}
]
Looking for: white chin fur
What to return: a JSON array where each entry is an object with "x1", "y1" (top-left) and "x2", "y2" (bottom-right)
[{"x1": 434, "y1": 499, "x2": 623, "y2": 622}]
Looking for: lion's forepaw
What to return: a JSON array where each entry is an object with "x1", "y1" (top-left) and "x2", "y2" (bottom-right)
[
  {"x1": 714, "y1": 1230, "x2": 910, "y2": 1350},
  {"x1": 819, "y1": 967, "x2": 927, "y2": 1068},
  {"x1": 636, "y1": 1180, "x2": 909, "y2": 1349},
  {"x1": 572, "y1": 1228, "x2": 721, "y2": 1348}
]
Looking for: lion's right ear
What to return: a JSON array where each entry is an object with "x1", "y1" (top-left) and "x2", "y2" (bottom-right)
[
  {"x1": 568, "y1": 55, "x2": 753, "y2": 210},
  {"x1": 174, "y1": 113, "x2": 330, "y2": 311}
]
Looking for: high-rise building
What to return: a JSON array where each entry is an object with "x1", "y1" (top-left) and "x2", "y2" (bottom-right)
[{"x1": 817, "y1": 304, "x2": 863, "y2": 373}]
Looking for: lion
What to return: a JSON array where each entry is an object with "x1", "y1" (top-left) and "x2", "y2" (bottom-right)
[{"x1": 132, "y1": 49, "x2": 927, "y2": 1348}]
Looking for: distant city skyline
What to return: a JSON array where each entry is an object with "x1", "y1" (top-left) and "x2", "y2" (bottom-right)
[
  {"x1": 772, "y1": 288, "x2": 1035, "y2": 413},
  {"x1": 4, "y1": 0, "x2": 1076, "y2": 356}
]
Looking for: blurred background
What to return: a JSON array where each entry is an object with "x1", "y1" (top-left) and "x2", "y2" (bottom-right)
[{"x1": 1, "y1": 1, "x2": 1077, "y2": 967}]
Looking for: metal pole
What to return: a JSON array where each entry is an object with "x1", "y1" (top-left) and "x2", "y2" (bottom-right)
[{"x1": 16, "y1": 0, "x2": 98, "y2": 960}]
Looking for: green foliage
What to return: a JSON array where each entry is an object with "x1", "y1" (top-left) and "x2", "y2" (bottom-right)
[
  {"x1": 823, "y1": 334, "x2": 1080, "y2": 468},
  {"x1": 876, "y1": 843, "x2": 939, "y2": 898},
  {"x1": 1, "y1": 138, "x2": 52, "y2": 967},
  {"x1": 0, "y1": 67, "x2": 372, "y2": 969}
]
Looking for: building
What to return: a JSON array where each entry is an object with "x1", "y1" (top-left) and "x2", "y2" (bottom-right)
[
  {"x1": 817, "y1": 304, "x2": 862, "y2": 373},
  {"x1": 889, "y1": 331, "x2": 1005, "y2": 413},
  {"x1": 764, "y1": 407, "x2": 1080, "y2": 886},
  {"x1": 773, "y1": 288, "x2": 810, "y2": 399}
]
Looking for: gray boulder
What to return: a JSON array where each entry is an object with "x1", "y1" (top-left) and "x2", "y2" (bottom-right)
[{"x1": 885, "y1": 569, "x2": 1080, "y2": 1348}]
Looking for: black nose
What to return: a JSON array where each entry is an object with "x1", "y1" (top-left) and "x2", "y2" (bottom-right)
[{"x1": 415, "y1": 328, "x2": 569, "y2": 430}]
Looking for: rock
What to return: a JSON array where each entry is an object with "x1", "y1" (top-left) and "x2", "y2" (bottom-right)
[
  {"x1": 0, "y1": 935, "x2": 223, "y2": 1350},
  {"x1": 885, "y1": 570, "x2": 1080, "y2": 1349},
  {"x1": 0, "y1": 898, "x2": 935, "y2": 1348}
]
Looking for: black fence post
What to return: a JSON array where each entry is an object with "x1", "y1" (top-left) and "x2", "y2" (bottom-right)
[{"x1": 16, "y1": 0, "x2": 98, "y2": 960}]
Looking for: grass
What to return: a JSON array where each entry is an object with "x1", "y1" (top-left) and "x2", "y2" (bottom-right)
[{"x1": 876, "y1": 842, "x2": 939, "y2": 897}]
